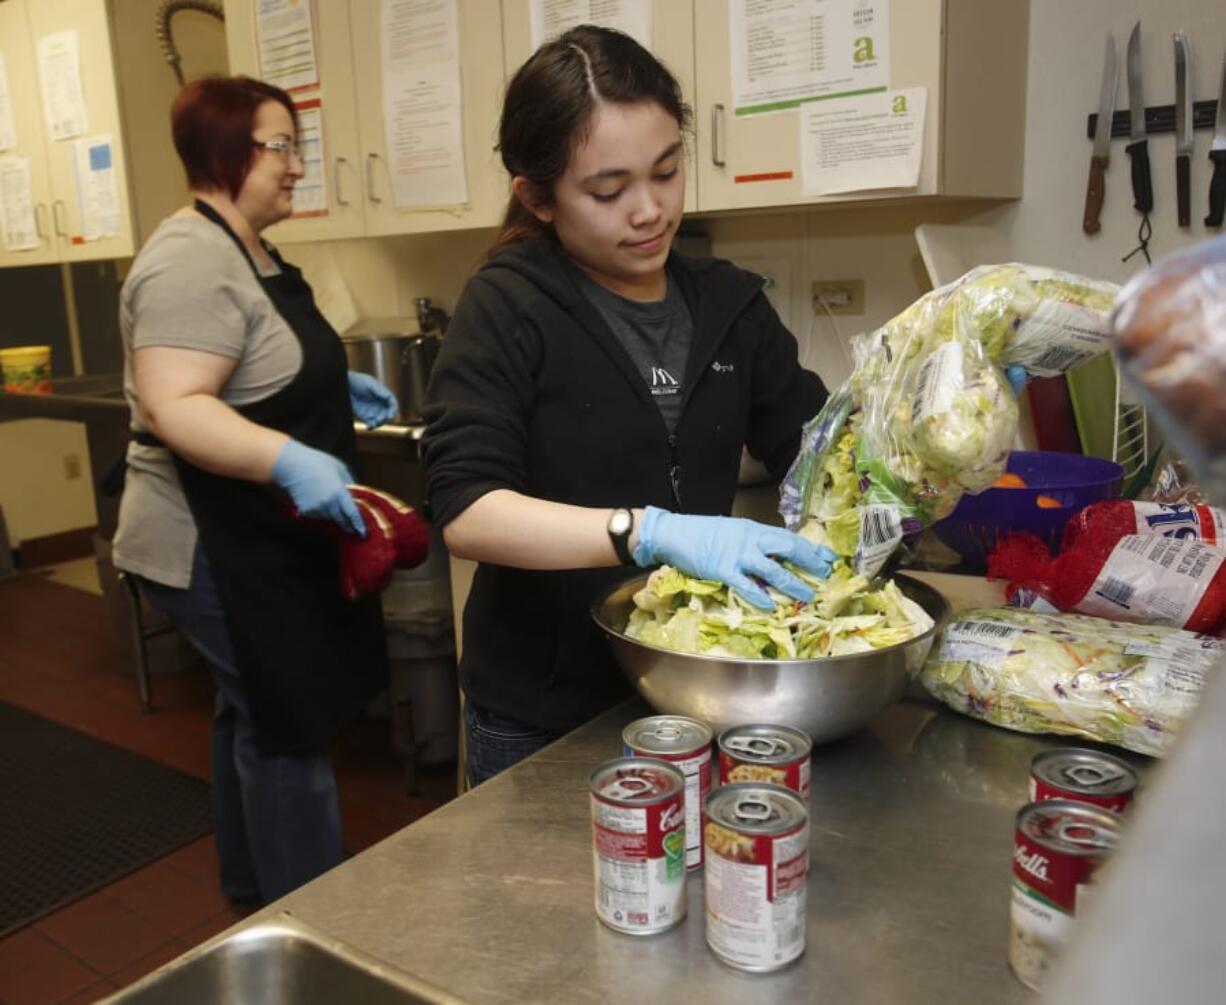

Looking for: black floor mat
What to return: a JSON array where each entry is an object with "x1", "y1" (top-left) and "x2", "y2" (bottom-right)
[{"x1": 0, "y1": 701, "x2": 213, "y2": 936}]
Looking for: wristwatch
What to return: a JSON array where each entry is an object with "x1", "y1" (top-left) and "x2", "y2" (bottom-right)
[{"x1": 607, "y1": 507, "x2": 635, "y2": 566}]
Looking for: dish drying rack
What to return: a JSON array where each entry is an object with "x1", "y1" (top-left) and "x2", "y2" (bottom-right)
[{"x1": 1112, "y1": 357, "x2": 1149, "y2": 482}]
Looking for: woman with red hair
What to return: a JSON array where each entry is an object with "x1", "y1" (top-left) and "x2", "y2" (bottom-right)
[{"x1": 113, "y1": 76, "x2": 397, "y2": 903}]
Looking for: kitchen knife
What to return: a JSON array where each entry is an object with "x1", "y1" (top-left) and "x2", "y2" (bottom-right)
[
  {"x1": 1175, "y1": 32, "x2": 1193, "y2": 227},
  {"x1": 1084, "y1": 34, "x2": 1117, "y2": 235},
  {"x1": 1208, "y1": 47, "x2": 1226, "y2": 228},
  {"x1": 1124, "y1": 22, "x2": 1153, "y2": 262}
]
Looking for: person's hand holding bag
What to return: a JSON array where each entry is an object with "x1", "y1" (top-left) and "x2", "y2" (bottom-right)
[
  {"x1": 347, "y1": 371, "x2": 399, "y2": 428},
  {"x1": 632, "y1": 506, "x2": 837, "y2": 609},
  {"x1": 272, "y1": 440, "x2": 365, "y2": 536}
]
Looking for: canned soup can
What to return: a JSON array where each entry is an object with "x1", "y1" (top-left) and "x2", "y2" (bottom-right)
[
  {"x1": 704, "y1": 783, "x2": 809, "y2": 972},
  {"x1": 589, "y1": 757, "x2": 686, "y2": 935},
  {"x1": 623, "y1": 715, "x2": 713, "y2": 870},
  {"x1": 1009, "y1": 799, "x2": 1121, "y2": 993},
  {"x1": 1030, "y1": 748, "x2": 1138, "y2": 814},
  {"x1": 718, "y1": 724, "x2": 812, "y2": 805}
]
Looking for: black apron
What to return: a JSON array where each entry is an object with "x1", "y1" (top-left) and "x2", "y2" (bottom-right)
[{"x1": 172, "y1": 199, "x2": 387, "y2": 753}]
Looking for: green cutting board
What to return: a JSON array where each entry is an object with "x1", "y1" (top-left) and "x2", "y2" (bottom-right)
[{"x1": 1065, "y1": 354, "x2": 1117, "y2": 460}]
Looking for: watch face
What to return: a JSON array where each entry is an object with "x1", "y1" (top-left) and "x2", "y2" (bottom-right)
[{"x1": 609, "y1": 509, "x2": 632, "y2": 535}]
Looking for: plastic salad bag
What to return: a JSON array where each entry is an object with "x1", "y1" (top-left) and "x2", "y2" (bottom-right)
[
  {"x1": 919, "y1": 606, "x2": 1223, "y2": 756},
  {"x1": 1112, "y1": 234, "x2": 1226, "y2": 505},
  {"x1": 781, "y1": 264, "x2": 1117, "y2": 578}
]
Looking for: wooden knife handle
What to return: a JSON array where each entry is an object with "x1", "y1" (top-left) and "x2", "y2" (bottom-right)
[
  {"x1": 1207, "y1": 149, "x2": 1226, "y2": 228},
  {"x1": 1083, "y1": 155, "x2": 1108, "y2": 234},
  {"x1": 1126, "y1": 139, "x2": 1154, "y2": 214}
]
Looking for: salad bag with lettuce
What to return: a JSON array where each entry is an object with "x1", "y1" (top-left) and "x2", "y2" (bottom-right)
[
  {"x1": 780, "y1": 264, "x2": 1118, "y2": 578},
  {"x1": 920, "y1": 606, "x2": 1221, "y2": 756}
]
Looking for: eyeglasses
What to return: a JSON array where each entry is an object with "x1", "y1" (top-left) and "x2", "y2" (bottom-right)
[{"x1": 252, "y1": 138, "x2": 303, "y2": 160}]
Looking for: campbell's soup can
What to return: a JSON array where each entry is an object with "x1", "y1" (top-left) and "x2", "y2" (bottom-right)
[
  {"x1": 589, "y1": 757, "x2": 686, "y2": 935},
  {"x1": 718, "y1": 724, "x2": 812, "y2": 805},
  {"x1": 1029, "y1": 748, "x2": 1138, "y2": 814},
  {"x1": 704, "y1": 783, "x2": 809, "y2": 972},
  {"x1": 1010, "y1": 799, "x2": 1121, "y2": 992},
  {"x1": 623, "y1": 715, "x2": 713, "y2": 870}
]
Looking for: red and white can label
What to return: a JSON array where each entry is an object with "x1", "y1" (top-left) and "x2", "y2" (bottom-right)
[
  {"x1": 1029, "y1": 776, "x2": 1134, "y2": 814},
  {"x1": 719, "y1": 751, "x2": 810, "y2": 805},
  {"x1": 1009, "y1": 802, "x2": 1117, "y2": 992},
  {"x1": 591, "y1": 792, "x2": 686, "y2": 934},
  {"x1": 625, "y1": 746, "x2": 711, "y2": 870},
  {"x1": 705, "y1": 822, "x2": 809, "y2": 970}
]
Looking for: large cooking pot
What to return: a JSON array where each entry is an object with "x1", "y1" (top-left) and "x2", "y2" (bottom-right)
[{"x1": 341, "y1": 329, "x2": 440, "y2": 424}]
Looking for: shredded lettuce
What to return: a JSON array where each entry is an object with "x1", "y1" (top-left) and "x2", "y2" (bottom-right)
[{"x1": 624, "y1": 564, "x2": 934, "y2": 661}]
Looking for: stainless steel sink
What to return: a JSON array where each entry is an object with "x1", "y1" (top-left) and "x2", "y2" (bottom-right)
[{"x1": 99, "y1": 913, "x2": 463, "y2": 1004}]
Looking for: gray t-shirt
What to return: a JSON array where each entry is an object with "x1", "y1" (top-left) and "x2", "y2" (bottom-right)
[
  {"x1": 112, "y1": 216, "x2": 302, "y2": 587},
  {"x1": 575, "y1": 270, "x2": 692, "y2": 433}
]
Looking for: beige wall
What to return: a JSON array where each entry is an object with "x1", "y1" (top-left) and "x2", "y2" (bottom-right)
[
  {"x1": 0, "y1": 420, "x2": 97, "y2": 545},
  {"x1": 978, "y1": 0, "x2": 1225, "y2": 280}
]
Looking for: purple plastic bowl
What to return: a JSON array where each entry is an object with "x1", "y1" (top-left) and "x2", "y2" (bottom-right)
[{"x1": 931, "y1": 451, "x2": 1125, "y2": 572}]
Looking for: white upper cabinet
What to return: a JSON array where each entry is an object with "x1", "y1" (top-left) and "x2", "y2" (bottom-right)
[
  {"x1": 350, "y1": 0, "x2": 508, "y2": 235},
  {"x1": 693, "y1": 0, "x2": 1029, "y2": 213},
  {"x1": 0, "y1": 0, "x2": 135, "y2": 266},
  {"x1": 225, "y1": 0, "x2": 508, "y2": 242}
]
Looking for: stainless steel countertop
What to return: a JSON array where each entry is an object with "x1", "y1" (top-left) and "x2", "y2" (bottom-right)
[{"x1": 192, "y1": 688, "x2": 1135, "y2": 1004}]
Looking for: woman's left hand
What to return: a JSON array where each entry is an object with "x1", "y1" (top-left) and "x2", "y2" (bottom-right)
[{"x1": 348, "y1": 371, "x2": 399, "y2": 428}]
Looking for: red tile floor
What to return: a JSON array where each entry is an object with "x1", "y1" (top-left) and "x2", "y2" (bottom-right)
[{"x1": 0, "y1": 564, "x2": 456, "y2": 1004}]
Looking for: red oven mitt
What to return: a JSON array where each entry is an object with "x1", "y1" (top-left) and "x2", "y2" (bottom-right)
[{"x1": 291, "y1": 485, "x2": 431, "y2": 600}]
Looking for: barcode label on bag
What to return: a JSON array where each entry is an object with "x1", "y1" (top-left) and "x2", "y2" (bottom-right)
[
  {"x1": 1078, "y1": 535, "x2": 1226, "y2": 627},
  {"x1": 938, "y1": 620, "x2": 1022, "y2": 668},
  {"x1": 856, "y1": 504, "x2": 903, "y2": 578},
  {"x1": 1095, "y1": 576, "x2": 1136, "y2": 609}
]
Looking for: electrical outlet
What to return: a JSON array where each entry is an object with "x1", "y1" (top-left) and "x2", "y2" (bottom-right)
[
  {"x1": 811, "y1": 279, "x2": 865, "y2": 316},
  {"x1": 62, "y1": 454, "x2": 81, "y2": 481}
]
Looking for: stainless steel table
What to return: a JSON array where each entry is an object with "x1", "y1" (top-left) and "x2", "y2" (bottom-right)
[{"x1": 192, "y1": 691, "x2": 1129, "y2": 1004}]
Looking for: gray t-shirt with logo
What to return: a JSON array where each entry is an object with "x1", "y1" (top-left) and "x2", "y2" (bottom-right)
[{"x1": 574, "y1": 270, "x2": 693, "y2": 433}]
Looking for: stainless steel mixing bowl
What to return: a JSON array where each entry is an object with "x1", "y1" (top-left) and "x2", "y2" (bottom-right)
[{"x1": 591, "y1": 572, "x2": 950, "y2": 744}]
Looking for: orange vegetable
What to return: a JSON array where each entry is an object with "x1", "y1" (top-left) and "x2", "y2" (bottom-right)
[
  {"x1": 1036, "y1": 495, "x2": 1064, "y2": 509},
  {"x1": 993, "y1": 473, "x2": 1028, "y2": 489}
]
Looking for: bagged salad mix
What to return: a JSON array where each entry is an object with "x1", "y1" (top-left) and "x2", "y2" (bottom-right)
[
  {"x1": 919, "y1": 606, "x2": 1223, "y2": 756},
  {"x1": 780, "y1": 264, "x2": 1118, "y2": 578}
]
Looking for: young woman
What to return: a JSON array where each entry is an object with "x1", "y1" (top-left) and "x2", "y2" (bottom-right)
[
  {"x1": 422, "y1": 26, "x2": 835, "y2": 786},
  {"x1": 113, "y1": 76, "x2": 399, "y2": 902}
]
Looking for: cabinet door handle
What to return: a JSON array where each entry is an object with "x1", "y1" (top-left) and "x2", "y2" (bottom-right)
[
  {"x1": 335, "y1": 156, "x2": 350, "y2": 206},
  {"x1": 711, "y1": 103, "x2": 726, "y2": 168},
  {"x1": 52, "y1": 200, "x2": 68, "y2": 237},
  {"x1": 366, "y1": 153, "x2": 382, "y2": 203},
  {"x1": 34, "y1": 203, "x2": 49, "y2": 240}
]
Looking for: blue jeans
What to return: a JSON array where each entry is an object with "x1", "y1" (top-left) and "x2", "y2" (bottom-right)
[
  {"x1": 463, "y1": 700, "x2": 560, "y2": 787},
  {"x1": 138, "y1": 549, "x2": 344, "y2": 903}
]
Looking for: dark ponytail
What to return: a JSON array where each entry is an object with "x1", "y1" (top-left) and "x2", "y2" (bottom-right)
[{"x1": 490, "y1": 25, "x2": 690, "y2": 255}]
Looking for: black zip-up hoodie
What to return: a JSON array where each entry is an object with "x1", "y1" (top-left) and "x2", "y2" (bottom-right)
[{"x1": 422, "y1": 238, "x2": 827, "y2": 733}]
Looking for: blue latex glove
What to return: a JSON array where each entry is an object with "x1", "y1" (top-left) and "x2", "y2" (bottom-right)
[
  {"x1": 348, "y1": 371, "x2": 399, "y2": 428},
  {"x1": 271, "y1": 439, "x2": 365, "y2": 536},
  {"x1": 632, "y1": 506, "x2": 838, "y2": 610},
  {"x1": 1004, "y1": 364, "x2": 1029, "y2": 395}
]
